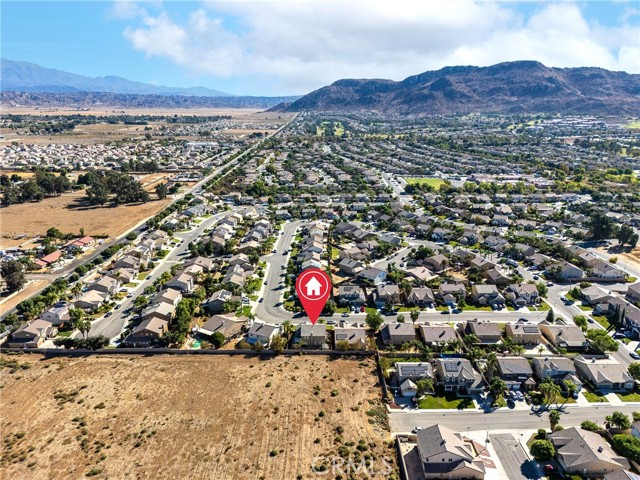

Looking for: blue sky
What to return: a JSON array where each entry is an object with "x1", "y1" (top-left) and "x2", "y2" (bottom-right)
[{"x1": 2, "y1": 1, "x2": 639, "y2": 96}]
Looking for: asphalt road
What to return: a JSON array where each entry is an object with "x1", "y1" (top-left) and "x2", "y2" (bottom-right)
[
  {"x1": 489, "y1": 434, "x2": 541, "y2": 480},
  {"x1": 254, "y1": 220, "x2": 303, "y2": 324},
  {"x1": 389, "y1": 404, "x2": 640, "y2": 433}
]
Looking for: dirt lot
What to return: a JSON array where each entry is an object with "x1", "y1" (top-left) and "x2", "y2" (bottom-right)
[
  {"x1": 0, "y1": 280, "x2": 48, "y2": 316},
  {"x1": 0, "y1": 190, "x2": 171, "y2": 237},
  {"x1": 0, "y1": 354, "x2": 396, "y2": 480}
]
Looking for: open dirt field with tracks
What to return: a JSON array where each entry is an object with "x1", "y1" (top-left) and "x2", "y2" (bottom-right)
[
  {"x1": 0, "y1": 354, "x2": 396, "y2": 480},
  {"x1": 0, "y1": 189, "x2": 171, "y2": 238}
]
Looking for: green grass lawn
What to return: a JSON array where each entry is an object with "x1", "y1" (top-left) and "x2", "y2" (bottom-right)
[
  {"x1": 137, "y1": 272, "x2": 150, "y2": 280},
  {"x1": 578, "y1": 305, "x2": 592, "y2": 311},
  {"x1": 592, "y1": 315, "x2": 611, "y2": 329},
  {"x1": 617, "y1": 391, "x2": 640, "y2": 402},
  {"x1": 460, "y1": 305, "x2": 493, "y2": 311},
  {"x1": 405, "y1": 177, "x2": 445, "y2": 190},
  {"x1": 625, "y1": 120, "x2": 640, "y2": 129},
  {"x1": 55, "y1": 330, "x2": 73, "y2": 338},
  {"x1": 582, "y1": 390, "x2": 608, "y2": 403},
  {"x1": 331, "y1": 247, "x2": 340, "y2": 260},
  {"x1": 124, "y1": 282, "x2": 137, "y2": 287},
  {"x1": 552, "y1": 393, "x2": 576, "y2": 405},
  {"x1": 193, "y1": 219, "x2": 203, "y2": 224},
  {"x1": 418, "y1": 392, "x2": 473, "y2": 410},
  {"x1": 237, "y1": 305, "x2": 252, "y2": 317},
  {"x1": 365, "y1": 307, "x2": 378, "y2": 314}
]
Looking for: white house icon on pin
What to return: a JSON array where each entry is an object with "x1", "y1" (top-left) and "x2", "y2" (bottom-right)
[{"x1": 305, "y1": 276, "x2": 322, "y2": 296}]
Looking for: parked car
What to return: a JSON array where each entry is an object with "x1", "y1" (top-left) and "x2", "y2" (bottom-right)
[
  {"x1": 533, "y1": 275, "x2": 539, "y2": 280},
  {"x1": 516, "y1": 391, "x2": 524, "y2": 401},
  {"x1": 341, "y1": 313, "x2": 350, "y2": 317},
  {"x1": 360, "y1": 306, "x2": 365, "y2": 313},
  {"x1": 630, "y1": 352, "x2": 640, "y2": 360},
  {"x1": 326, "y1": 319, "x2": 336, "y2": 325}
]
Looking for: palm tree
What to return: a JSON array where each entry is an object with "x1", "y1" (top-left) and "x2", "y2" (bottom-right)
[
  {"x1": 281, "y1": 320, "x2": 295, "y2": 340},
  {"x1": 71, "y1": 282, "x2": 83, "y2": 304},
  {"x1": 537, "y1": 345, "x2": 545, "y2": 356},
  {"x1": 399, "y1": 280, "x2": 412, "y2": 305},
  {"x1": 75, "y1": 317, "x2": 92, "y2": 340},
  {"x1": 486, "y1": 352, "x2": 497, "y2": 379},
  {"x1": 539, "y1": 379, "x2": 561, "y2": 406},
  {"x1": 549, "y1": 410, "x2": 561, "y2": 431},
  {"x1": 410, "y1": 308, "x2": 420, "y2": 324},
  {"x1": 563, "y1": 380, "x2": 578, "y2": 401}
]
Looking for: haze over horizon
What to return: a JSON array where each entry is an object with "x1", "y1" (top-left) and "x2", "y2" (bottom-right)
[{"x1": 2, "y1": 0, "x2": 640, "y2": 97}]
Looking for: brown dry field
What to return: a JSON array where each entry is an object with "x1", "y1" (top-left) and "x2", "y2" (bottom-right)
[
  {"x1": 0, "y1": 189, "x2": 172, "y2": 238},
  {"x1": 0, "y1": 354, "x2": 396, "y2": 480},
  {"x1": 0, "y1": 280, "x2": 49, "y2": 316}
]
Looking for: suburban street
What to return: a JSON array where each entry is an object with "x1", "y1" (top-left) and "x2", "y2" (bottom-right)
[
  {"x1": 80, "y1": 210, "x2": 232, "y2": 340},
  {"x1": 254, "y1": 220, "x2": 303, "y2": 323},
  {"x1": 389, "y1": 404, "x2": 640, "y2": 433}
]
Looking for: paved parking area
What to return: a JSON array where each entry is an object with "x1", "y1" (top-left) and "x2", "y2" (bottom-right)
[{"x1": 489, "y1": 433, "x2": 541, "y2": 480}]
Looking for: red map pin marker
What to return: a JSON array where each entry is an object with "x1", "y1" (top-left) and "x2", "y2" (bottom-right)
[{"x1": 295, "y1": 267, "x2": 332, "y2": 325}]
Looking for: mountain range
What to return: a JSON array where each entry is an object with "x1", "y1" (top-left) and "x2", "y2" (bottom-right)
[
  {"x1": 277, "y1": 61, "x2": 640, "y2": 115},
  {"x1": 1, "y1": 58, "x2": 231, "y2": 97}
]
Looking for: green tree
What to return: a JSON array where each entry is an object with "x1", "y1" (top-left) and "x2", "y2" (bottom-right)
[
  {"x1": 489, "y1": 378, "x2": 507, "y2": 403},
  {"x1": 539, "y1": 379, "x2": 561, "y2": 405},
  {"x1": 589, "y1": 212, "x2": 616, "y2": 241},
  {"x1": 1, "y1": 259, "x2": 26, "y2": 292},
  {"x1": 410, "y1": 308, "x2": 420, "y2": 323},
  {"x1": 155, "y1": 183, "x2": 168, "y2": 199},
  {"x1": 270, "y1": 335, "x2": 287, "y2": 354},
  {"x1": 573, "y1": 315, "x2": 588, "y2": 332},
  {"x1": 211, "y1": 332, "x2": 225, "y2": 349},
  {"x1": 549, "y1": 410, "x2": 561, "y2": 431},
  {"x1": 580, "y1": 420, "x2": 601, "y2": 431},
  {"x1": 586, "y1": 329, "x2": 619, "y2": 353},
  {"x1": 397, "y1": 314, "x2": 405, "y2": 323},
  {"x1": 530, "y1": 440, "x2": 555, "y2": 461},
  {"x1": 415, "y1": 378, "x2": 433, "y2": 396},
  {"x1": 612, "y1": 434, "x2": 640, "y2": 462},
  {"x1": 365, "y1": 311, "x2": 384, "y2": 331},
  {"x1": 536, "y1": 282, "x2": 548, "y2": 298},
  {"x1": 606, "y1": 411, "x2": 631, "y2": 430},
  {"x1": 545, "y1": 309, "x2": 555, "y2": 323},
  {"x1": 281, "y1": 320, "x2": 295, "y2": 340},
  {"x1": 628, "y1": 362, "x2": 640, "y2": 381}
]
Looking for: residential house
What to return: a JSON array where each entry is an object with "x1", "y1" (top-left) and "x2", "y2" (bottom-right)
[
  {"x1": 337, "y1": 285, "x2": 367, "y2": 307},
  {"x1": 357, "y1": 267, "x2": 387, "y2": 285},
  {"x1": 470, "y1": 285, "x2": 505, "y2": 308},
  {"x1": 438, "y1": 283, "x2": 466, "y2": 307},
  {"x1": 424, "y1": 254, "x2": 448, "y2": 273},
  {"x1": 198, "y1": 315, "x2": 245, "y2": 341},
  {"x1": 204, "y1": 289, "x2": 232, "y2": 314},
  {"x1": 539, "y1": 320, "x2": 589, "y2": 351},
  {"x1": 546, "y1": 261, "x2": 584, "y2": 281},
  {"x1": 141, "y1": 302, "x2": 175, "y2": 323},
  {"x1": 505, "y1": 283, "x2": 539, "y2": 307},
  {"x1": 337, "y1": 258, "x2": 364, "y2": 275},
  {"x1": 407, "y1": 287, "x2": 435, "y2": 307},
  {"x1": 531, "y1": 356, "x2": 582, "y2": 391},
  {"x1": 462, "y1": 319, "x2": 502, "y2": 345},
  {"x1": 592, "y1": 261, "x2": 626, "y2": 281},
  {"x1": 123, "y1": 317, "x2": 168, "y2": 347},
  {"x1": 504, "y1": 319, "x2": 542, "y2": 345},
  {"x1": 40, "y1": 302, "x2": 70, "y2": 325},
  {"x1": 294, "y1": 323, "x2": 327, "y2": 349},
  {"x1": 396, "y1": 362, "x2": 434, "y2": 383},
  {"x1": 333, "y1": 325, "x2": 367, "y2": 349},
  {"x1": 433, "y1": 358, "x2": 485, "y2": 396},
  {"x1": 381, "y1": 323, "x2": 416, "y2": 346},
  {"x1": 375, "y1": 284, "x2": 401, "y2": 307},
  {"x1": 156, "y1": 288, "x2": 182, "y2": 308},
  {"x1": 245, "y1": 322, "x2": 280, "y2": 347},
  {"x1": 483, "y1": 267, "x2": 511, "y2": 286},
  {"x1": 574, "y1": 356, "x2": 634, "y2": 392},
  {"x1": 7, "y1": 319, "x2": 57, "y2": 348},
  {"x1": 415, "y1": 425, "x2": 486, "y2": 479},
  {"x1": 166, "y1": 272, "x2": 195, "y2": 293},
  {"x1": 91, "y1": 275, "x2": 121, "y2": 296},
  {"x1": 495, "y1": 357, "x2": 536, "y2": 391},
  {"x1": 419, "y1": 323, "x2": 457, "y2": 346},
  {"x1": 548, "y1": 427, "x2": 629, "y2": 477},
  {"x1": 75, "y1": 290, "x2": 108, "y2": 311}
]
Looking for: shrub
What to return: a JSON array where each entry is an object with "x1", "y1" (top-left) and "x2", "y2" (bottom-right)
[
  {"x1": 530, "y1": 439, "x2": 555, "y2": 461},
  {"x1": 612, "y1": 434, "x2": 640, "y2": 462},
  {"x1": 581, "y1": 420, "x2": 601, "y2": 431}
]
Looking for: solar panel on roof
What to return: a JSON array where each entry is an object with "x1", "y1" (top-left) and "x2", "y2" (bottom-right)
[
  {"x1": 523, "y1": 326, "x2": 539, "y2": 333},
  {"x1": 444, "y1": 363, "x2": 458, "y2": 372}
]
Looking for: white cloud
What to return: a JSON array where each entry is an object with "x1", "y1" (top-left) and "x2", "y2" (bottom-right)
[{"x1": 119, "y1": 0, "x2": 640, "y2": 95}]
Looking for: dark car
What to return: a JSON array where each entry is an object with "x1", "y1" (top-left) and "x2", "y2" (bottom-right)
[{"x1": 543, "y1": 465, "x2": 556, "y2": 473}]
